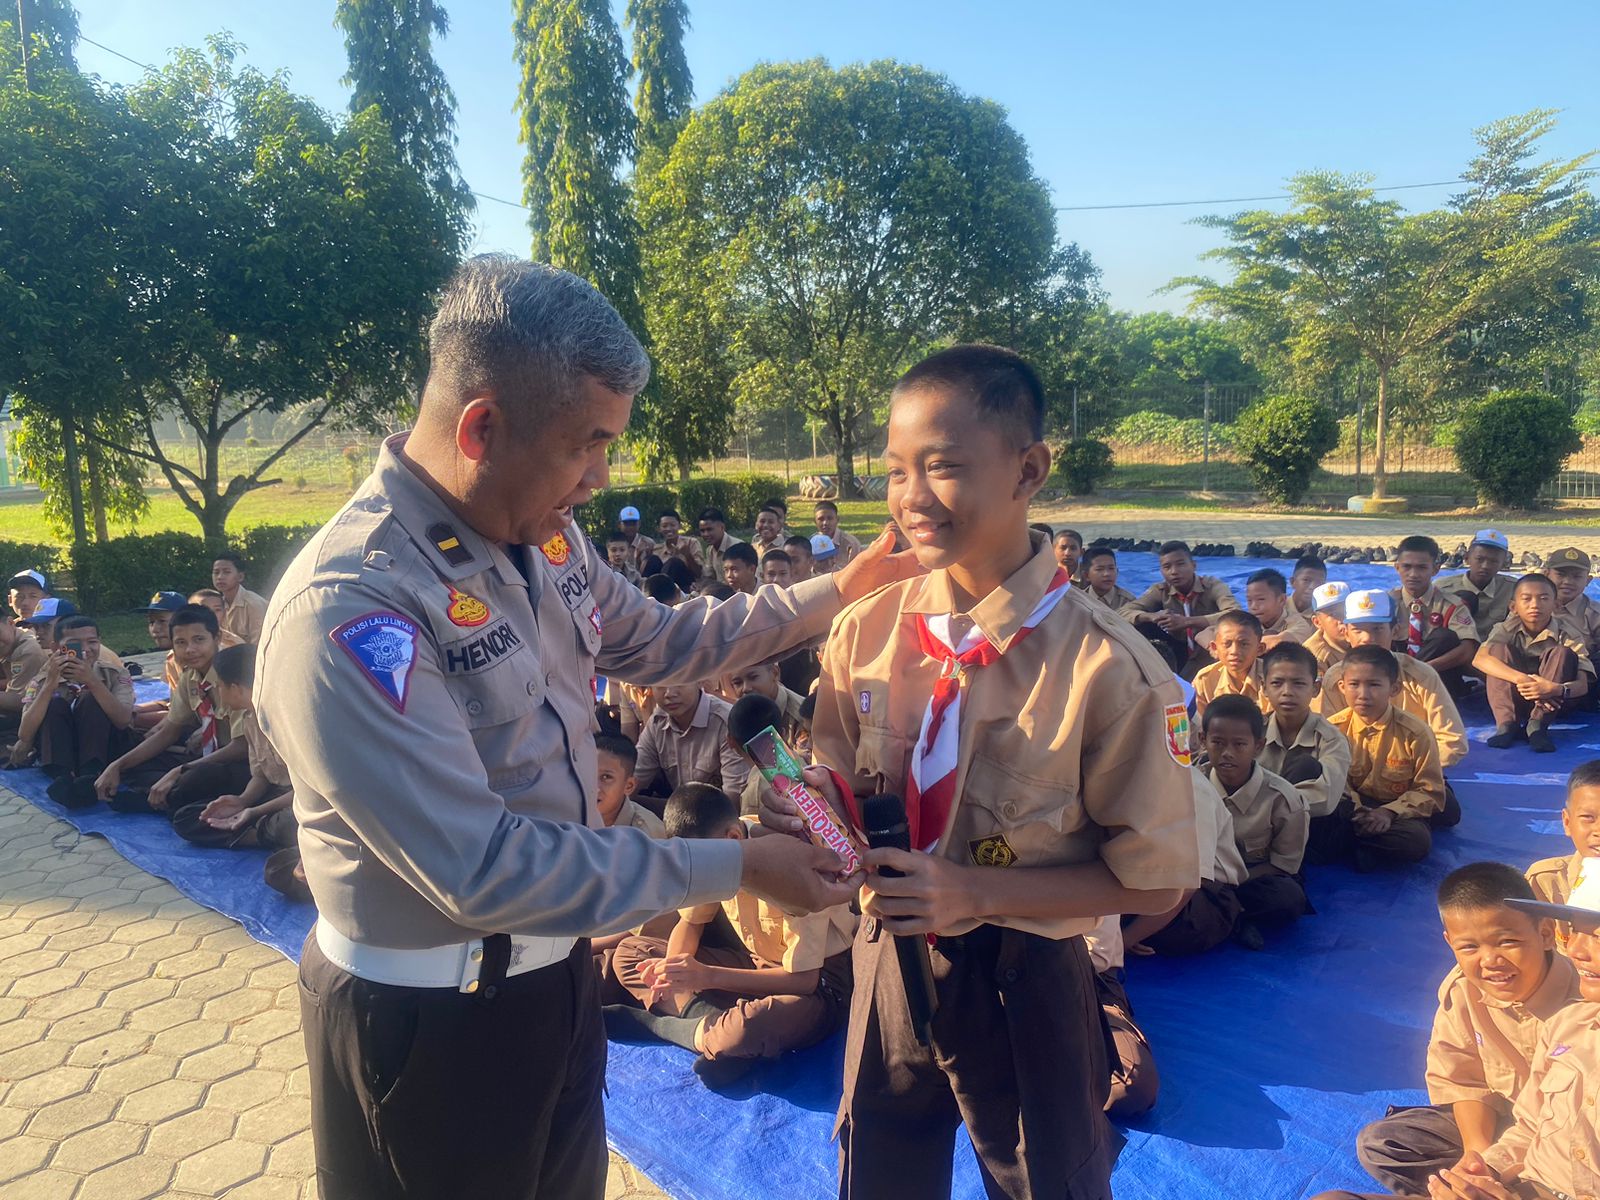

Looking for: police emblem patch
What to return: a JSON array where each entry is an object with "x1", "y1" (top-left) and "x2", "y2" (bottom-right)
[
  {"x1": 331, "y1": 611, "x2": 419, "y2": 713},
  {"x1": 540, "y1": 533, "x2": 571, "y2": 567},
  {"x1": 1163, "y1": 703, "x2": 1192, "y2": 766},
  {"x1": 445, "y1": 586, "x2": 490, "y2": 628},
  {"x1": 969, "y1": 835, "x2": 1017, "y2": 868}
]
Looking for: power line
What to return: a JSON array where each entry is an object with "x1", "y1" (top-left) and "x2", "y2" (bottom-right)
[{"x1": 78, "y1": 34, "x2": 157, "y2": 73}]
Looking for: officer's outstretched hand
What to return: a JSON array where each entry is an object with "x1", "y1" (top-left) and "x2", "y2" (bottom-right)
[
  {"x1": 740, "y1": 833, "x2": 860, "y2": 917},
  {"x1": 831, "y1": 526, "x2": 924, "y2": 607}
]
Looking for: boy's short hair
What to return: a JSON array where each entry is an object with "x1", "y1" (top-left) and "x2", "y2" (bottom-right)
[
  {"x1": 702, "y1": 583, "x2": 736, "y2": 601},
  {"x1": 171, "y1": 604, "x2": 220, "y2": 638},
  {"x1": 594, "y1": 731, "x2": 638, "y2": 772},
  {"x1": 641, "y1": 574, "x2": 680, "y2": 604},
  {"x1": 1514, "y1": 572, "x2": 1556, "y2": 596},
  {"x1": 662, "y1": 558, "x2": 696, "y2": 594},
  {"x1": 1396, "y1": 535, "x2": 1441, "y2": 561},
  {"x1": 1568, "y1": 760, "x2": 1600, "y2": 795},
  {"x1": 663, "y1": 782, "x2": 740, "y2": 839},
  {"x1": 763, "y1": 497, "x2": 788, "y2": 515},
  {"x1": 54, "y1": 615, "x2": 99, "y2": 641},
  {"x1": 698, "y1": 507, "x2": 727, "y2": 525},
  {"x1": 1157, "y1": 540, "x2": 1192, "y2": 559},
  {"x1": 213, "y1": 550, "x2": 245, "y2": 569},
  {"x1": 760, "y1": 549, "x2": 792, "y2": 568},
  {"x1": 1293, "y1": 556, "x2": 1326, "y2": 575},
  {"x1": 606, "y1": 528, "x2": 628, "y2": 545},
  {"x1": 1055, "y1": 528, "x2": 1084, "y2": 545},
  {"x1": 1215, "y1": 610, "x2": 1263, "y2": 639},
  {"x1": 1437, "y1": 861, "x2": 1536, "y2": 911},
  {"x1": 1246, "y1": 568, "x2": 1287, "y2": 595},
  {"x1": 189, "y1": 588, "x2": 223, "y2": 604},
  {"x1": 660, "y1": 507, "x2": 682, "y2": 522},
  {"x1": 1343, "y1": 643, "x2": 1399, "y2": 681},
  {"x1": 724, "y1": 542, "x2": 759, "y2": 568},
  {"x1": 814, "y1": 500, "x2": 839, "y2": 514},
  {"x1": 1261, "y1": 641, "x2": 1318, "y2": 679},
  {"x1": 783, "y1": 535, "x2": 813, "y2": 555},
  {"x1": 892, "y1": 343, "x2": 1046, "y2": 446},
  {"x1": 1084, "y1": 546, "x2": 1116, "y2": 566},
  {"x1": 1202, "y1": 693, "x2": 1265, "y2": 737},
  {"x1": 759, "y1": 505, "x2": 784, "y2": 521},
  {"x1": 213, "y1": 643, "x2": 257, "y2": 688}
]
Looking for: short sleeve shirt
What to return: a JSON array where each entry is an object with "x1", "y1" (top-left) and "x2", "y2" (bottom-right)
[
  {"x1": 2, "y1": 630, "x2": 47, "y2": 696},
  {"x1": 1330, "y1": 704, "x2": 1447, "y2": 819},
  {"x1": 722, "y1": 888, "x2": 857, "y2": 973},
  {"x1": 1485, "y1": 616, "x2": 1596, "y2": 675}
]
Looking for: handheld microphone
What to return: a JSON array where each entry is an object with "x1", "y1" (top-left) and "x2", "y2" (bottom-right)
[
  {"x1": 728, "y1": 693, "x2": 860, "y2": 876},
  {"x1": 861, "y1": 793, "x2": 939, "y2": 1046}
]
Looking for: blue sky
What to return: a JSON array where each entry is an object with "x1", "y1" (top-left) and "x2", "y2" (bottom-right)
[{"x1": 73, "y1": 0, "x2": 1600, "y2": 312}]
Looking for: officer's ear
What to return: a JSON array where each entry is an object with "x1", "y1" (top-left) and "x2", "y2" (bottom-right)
[{"x1": 455, "y1": 395, "x2": 506, "y2": 462}]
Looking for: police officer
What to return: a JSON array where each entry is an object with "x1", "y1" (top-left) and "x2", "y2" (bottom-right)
[{"x1": 257, "y1": 256, "x2": 904, "y2": 1200}]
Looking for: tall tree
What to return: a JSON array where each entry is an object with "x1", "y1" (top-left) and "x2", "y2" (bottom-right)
[
  {"x1": 335, "y1": 0, "x2": 473, "y2": 246},
  {"x1": 1, "y1": 0, "x2": 79, "y2": 75},
  {"x1": 638, "y1": 59, "x2": 1059, "y2": 494},
  {"x1": 512, "y1": 0, "x2": 642, "y2": 326},
  {"x1": 626, "y1": 0, "x2": 691, "y2": 157}
]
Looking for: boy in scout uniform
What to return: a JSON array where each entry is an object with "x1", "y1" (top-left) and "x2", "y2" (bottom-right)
[
  {"x1": 1322, "y1": 645, "x2": 1447, "y2": 869},
  {"x1": 697, "y1": 506, "x2": 746, "y2": 585},
  {"x1": 1475, "y1": 573, "x2": 1593, "y2": 753},
  {"x1": 655, "y1": 508, "x2": 705, "y2": 579},
  {"x1": 1291, "y1": 555, "x2": 1327, "y2": 615},
  {"x1": 5, "y1": 568, "x2": 50, "y2": 625},
  {"x1": 1259, "y1": 642, "x2": 1351, "y2": 828},
  {"x1": 1389, "y1": 534, "x2": 1479, "y2": 693},
  {"x1": 1545, "y1": 545, "x2": 1600, "y2": 664},
  {"x1": 789, "y1": 345, "x2": 1199, "y2": 1199},
  {"x1": 616, "y1": 504, "x2": 656, "y2": 570},
  {"x1": 1244, "y1": 567, "x2": 1314, "y2": 648},
  {"x1": 1192, "y1": 610, "x2": 1270, "y2": 725},
  {"x1": 814, "y1": 500, "x2": 863, "y2": 564},
  {"x1": 1081, "y1": 546, "x2": 1136, "y2": 611},
  {"x1": 9, "y1": 615, "x2": 136, "y2": 788},
  {"x1": 1083, "y1": 914, "x2": 1161, "y2": 1119},
  {"x1": 593, "y1": 733, "x2": 665, "y2": 837},
  {"x1": 1316, "y1": 863, "x2": 1579, "y2": 1200},
  {"x1": 1440, "y1": 529, "x2": 1515, "y2": 642},
  {"x1": 1121, "y1": 539, "x2": 1240, "y2": 676},
  {"x1": 634, "y1": 683, "x2": 751, "y2": 805},
  {"x1": 212, "y1": 551, "x2": 269, "y2": 644},
  {"x1": 0, "y1": 616, "x2": 47, "y2": 746},
  {"x1": 1306, "y1": 581, "x2": 1352, "y2": 674},
  {"x1": 1527, "y1": 761, "x2": 1600, "y2": 908}
]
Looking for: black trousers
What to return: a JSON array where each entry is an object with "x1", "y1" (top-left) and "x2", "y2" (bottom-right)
[
  {"x1": 298, "y1": 933, "x2": 608, "y2": 1200},
  {"x1": 1143, "y1": 882, "x2": 1242, "y2": 956},
  {"x1": 1306, "y1": 798, "x2": 1431, "y2": 868},
  {"x1": 36, "y1": 693, "x2": 136, "y2": 775},
  {"x1": 113, "y1": 753, "x2": 251, "y2": 816}
]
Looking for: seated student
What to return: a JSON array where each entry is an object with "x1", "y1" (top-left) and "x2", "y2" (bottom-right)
[
  {"x1": 21, "y1": 599, "x2": 76, "y2": 652},
  {"x1": 6, "y1": 569, "x2": 51, "y2": 625},
  {"x1": 1320, "y1": 645, "x2": 1446, "y2": 869},
  {"x1": 1083, "y1": 914, "x2": 1160, "y2": 1119},
  {"x1": 1053, "y1": 528, "x2": 1083, "y2": 581},
  {"x1": 1291, "y1": 556, "x2": 1328, "y2": 615},
  {"x1": 0, "y1": 615, "x2": 47, "y2": 747},
  {"x1": 634, "y1": 683, "x2": 750, "y2": 805},
  {"x1": 211, "y1": 551, "x2": 268, "y2": 645},
  {"x1": 697, "y1": 506, "x2": 745, "y2": 584},
  {"x1": 1544, "y1": 545, "x2": 1600, "y2": 664},
  {"x1": 1081, "y1": 546, "x2": 1136, "y2": 611},
  {"x1": 813, "y1": 499, "x2": 861, "y2": 564},
  {"x1": 782, "y1": 534, "x2": 815, "y2": 582},
  {"x1": 721, "y1": 541, "x2": 760, "y2": 595},
  {"x1": 129, "y1": 592, "x2": 189, "y2": 732},
  {"x1": 808, "y1": 533, "x2": 839, "y2": 575},
  {"x1": 762, "y1": 496, "x2": 790, "y2": 533},
  {"x1": 1200, "y1": 694, "x2": 1311, "y2": 948},
  {"x1": 174, "y1": 644, "x2": 298, "y2": 852},
  {"x1": 726, "y1": 657, "x2": 808, "y2": 815},
  {"x1": 660, "y1": 556, "x2": 698, "y2": 601},
  {"x1": 1244, "y1": 567, "x2": 1314, "y2": 648},
  {"x1": 1476, "y1": 573, "x2": 1593, "y2": 754},
  {"x1": 655, "y1": 508, "x2": 705, "y2": 578},
  {"x1": 1389, "y1": 534, "x2": 1479, "y2": 693},
  {"x1": 1192, "y1": 610, "x2": 1270, "y2": 724},
  {"x1": 638, "y1": 552, "x2": 664, "y2": 581},
  {"x1": 9, "y1": 616, "x2": 136, "y2": 794},
  {"x1": 1527, "y1": 760, "x2": 1600, "y2": 908},
  {"x1": 760, "y1": 549, "x2": 793, "y2": 588},
  {"x1": 91, "y1": 604, "x2": 250, "y2": 815},
  {"x1": 602, "y1": 782, "x2": 856, "y2": 1086},
  {"x1": 1316, "y1": 862, "x2": 1579, "y2": 1200},
  {"x1": 1259, "y1": 642, "x2": 1351, "y2": 825},
  {"x1": 1121, "y1": 539, "x2": 1241, "y2": 676},
  {"x1": 640, "y1": 573, "x2": 684, "y2": 606},
  {"x1": 1439, "y1": 529, "x2": 1514, "y2": 643},
  {"x1": 752, "y1": 506, "x2": 786, "y2": 556},
  {"x1": 616, "y1": 504, "x2": 656, "y2": 569},
  {"x1": 594, "y1": 732, "x2": 665, "y2": 836},
  {"x1": 1306, "y1": 581, "x2": 1352, "y2": 674},
  {"x1": 1319, "y1": 590, "x2": 1470, "y2": 785},
  {"x1": 604, "y1": 528, "x2": 643, "y2": 586},
  {"x1": 188, "y1": 588, "x2": 226, "y2": 624}
]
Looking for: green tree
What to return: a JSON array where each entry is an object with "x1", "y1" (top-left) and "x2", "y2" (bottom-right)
[
  {"x1": 1113, "y1": 311, "x2": 1262, "y2": 395},
  {"x1": 335, "y1": 0, "x2": 474, "y2": 245},
  {"x1": 1233, "y1": 394, "x2": 1340, "y2": 504},
  {"x1": 1, "y1": 0, "x2": 79, "y2": 76},
  {"x1": 513, "y1": 0, "x2": 642, "y2": 327},
  {"x1": 1454, "y1": 390, "x2": 1582, "y2": 508},
  {"x1": 626, "y1": 0, "x2": 691, "y2": 158},
  {"x1": 639, "y1": 59, "x2": 1058, "y2": 495},
  {"x1": 14, "y1": 410, "x2": 149, "y2": 540}
]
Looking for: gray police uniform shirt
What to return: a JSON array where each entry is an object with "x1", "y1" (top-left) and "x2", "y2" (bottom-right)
[{"x1": 258, "y1": 435, "x2": 842, "y2": 950}]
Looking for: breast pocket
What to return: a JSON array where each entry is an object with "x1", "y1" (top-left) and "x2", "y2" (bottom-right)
[
  {"x1": 958, "y1": 754, "x2": 1082, "y2": 867},
  {"x1": 440, "y1": 640, "x2": 544, "y2": 730},
  {"x1": 854, "y1": 724, "x2": 909, "y2": 795},
  {"x1": 1534, "y1": 1057, "x2": 1581, "y2": 1142}
]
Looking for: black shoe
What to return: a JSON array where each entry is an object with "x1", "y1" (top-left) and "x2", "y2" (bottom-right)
[
  {"x1": 1231, "y1": 920, "x2": 1266, "y2": 952},
  {"x1": 1529, "y1": 728, "x2": 1556, "y2": 754},
  {"x1": 1353, "y1": 846, "x2": 1380, "y2": 875},
  {"x1": 1486, "y1": 723, "x2": 1521, "y2": 749},
  {"x1": 692, "y1": 1054, "x2": 758, "y2": 1089},
  {"x1": 59, "y1": 776, "x2": 103, "y2": 811}
]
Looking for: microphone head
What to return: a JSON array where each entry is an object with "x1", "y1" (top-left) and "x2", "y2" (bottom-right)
[
  {"x1": 862, "y1": 793, "x2": 907, "y2": 835},
  {"x1": 728, "y1": 693, "x2": 784, "y2": 745}
]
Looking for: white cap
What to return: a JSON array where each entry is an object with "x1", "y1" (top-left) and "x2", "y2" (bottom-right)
[
  {"x1": 618, "y1": 506, "x2": 641, "y2": 522},
  {"x1": 1470, "y1": 528, "x2": 1510, "y2": 552},
  {"x1": 1507, "y1": 863, "x2": 1600, "y2": 933},
  {"x1": 810, "y1": 533, "x2": 838, "y2": 559},
  {"x1": 1344, "y1": 589, "x2": 1395, "y2": 625},
  {"x1": 1311, "y1": 581, "x2": 1350, "y2": 613}
]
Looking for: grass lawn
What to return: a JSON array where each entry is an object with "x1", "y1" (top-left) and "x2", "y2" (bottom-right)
[{"x1": 0, "y1": 485, "x2": 355, "y2": 545}]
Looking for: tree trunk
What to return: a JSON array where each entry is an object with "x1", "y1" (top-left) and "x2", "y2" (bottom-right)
[
  {"x1": 834, "y1": 428, "x2": 858, "y2": 500},
  {"x1": 85, "y1": 436, "x2": 110, "y2": 543},
  {"x1": 676, "y1": 452, "x2": 692, "y2": 484},
  {"x1": 59, "y1": 409, "x2": 90, "y2": 555},
  {"x1": 1370, "y1": 367, "x2": 1390, "y2": 499}
]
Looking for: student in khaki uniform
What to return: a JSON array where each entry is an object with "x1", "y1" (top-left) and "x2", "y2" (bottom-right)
[
  {"x1": 0, "y1": 617, "x2": 47, "y2": 743},
  {"x1": 604, "y1": 784, "x2": 855, "y2": 1087},
  {"x1": 592, "y1": 733, "x2": 665, "y2": 837},
  {"x1": 1259, "y1": 642, "x2": 1351, "y2": 825},
  {"x1": 1315, "y1": 863, "x2": 1578, "y2": 1200},
  {"x1": 615, "y1": 505, "x2": 657, "y2": 571},
  {"x1": 727, "y1": 659, "x2": 809, "y2": 816},
  {"x1": 1527, "y1": 761, "x2": 1600, "y2": 908},
  {"x1": 212, "y1": 551, "x2": 269, "y2": 645},
  {"x1": 1081, "y1": 546, "x2": 1136, "y2": 611},
  {"x1": 1476, "y1": 574, "x2": 1593, "y2": 754},
  {"x1": 1439, "y1": 529, "x2": 1515, "y2": 643},
  {"x1": 1544, "y1": 545, "x2": 1600, "y2": 664},
  {"x1": 635, "y1": 684, "x2": 751, "y2": 805},
  {"x1": 1322, "y1": 646, "x2": 1447, "y2": 869},
  {"x1": 1192, "y1": 610, "x2": 1270, "y2": 725},
  {"x1": 655, "y1": 508, "x2": 705, "y2": 579},
  {"x1": 5, "y1": 568, "x2": 50, "y2": 625},
  {"x1": 1053, "y1": 528, "x2": 1083, "y2": 580},
  {"x1": 764, "y1": 345, "x2": 1200, "y2": 1200},
  {"x1": 1389, "y1": 535, "x2": 1480, "y2": 692},
  {"x1": 1125, "y1": 767, "x2": 1249, "y2": 957},
  {"x1": 814, "y1": 500, "x2": 863, "y2": 565},
  {"x1": 1291, "y1": 556, "x2": 1327, "y2": 615},
  {"x1": 752, "y1": 506, "x2": 786, "y2": 557},
  {"x1": 604, "y1": 530, "x2": 644, "y2": 587},
  {"x1": 697, "y1": 506, "x2": 747, "y2": 585},
  {"x1": 1121, "y1": 539, "x2": 1240, "y2": 676},
  {"x1": 783, "y1": 534, "x2": 815, "y2": 581},
  {"x1": 9, "y1": 616, "x2": 136, "y2": 789},
  {"x1": 1307, "y1": 581, "x2": 1352, "y2": 673},
  {"x1": 1244, "y1": 567, "x2": 1314, "y2": 648},
  {"x1": 1083, "y1": 914, "x2": 1160, "y2": 1119}
]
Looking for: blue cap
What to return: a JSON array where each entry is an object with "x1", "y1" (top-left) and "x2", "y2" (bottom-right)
[
  {"x1": 1344, "y1": 589, "x2": 1394, "y2": 625},
  {"x1": 23, "y1": 597, "x2": 77, "y2": 625},
  {"x1": 145, "y1": 591, "x2": 186, "y2": 613},
  {"x1": 1471, "y1": 528, "x2": 1510, "y2": 552},
  {"x1": 810, "y1": 533, "x2": 838, "y2": 559},
  {"x1": 618, "y1": 506, "x2": 641, "y2": 522}
]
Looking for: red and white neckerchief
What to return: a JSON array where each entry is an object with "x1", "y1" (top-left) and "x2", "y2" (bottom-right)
[
  {"x1": 196, "y1": 681, "x2": 220, "y2": 756},
  {"x1": 1175, "y1": 589, "x2": 1199, "y2": 653},
  {"x1": 1406, "y1": 597, "x2": 1425, "y2": 657},
  {"x1": 905, "y1": 568, "x2": 1072, "y2": 852}
]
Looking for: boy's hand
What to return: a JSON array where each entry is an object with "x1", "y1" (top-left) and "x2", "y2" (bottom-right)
[
  {"x1": 7, "y1": 738, "x2": 33, "y2": 768},
  {"x1": 93, "y1": 762, "x2": 122, "y2": 801},
  {"x1": 648, "y1": 953, "x2": 711, "y2": 998},
  {"x1": 201, "y1": 795, "x2": 254, "y2": 831},
  {"x1": 860, "y1": 847, "x2": 977, "y2": 935},
  {"x1": 1352, "y1": 806, "x2": 1395, "y2": 835},
  {"x1": 1515, "y1": 674, "x2": 1557, "y2": 701},
  {"x1": 740, "y1": 831, "x2": 859, "y2": 915},
  {"x1": 758, "y1": 764, "x2": 847, "y2": 839},
  {"x1": 146, "y1": 767, "x2": 183, "y2": 812},
  {"x1": 1425, "y1": 1152, "x2": 1520, "y2": 1200},
  {"x1": 831, "y1": 527, "x2": 924, "y2": 607},
  {"x1": 60, "y1": 654, "x2": 89, "y2": 686}
]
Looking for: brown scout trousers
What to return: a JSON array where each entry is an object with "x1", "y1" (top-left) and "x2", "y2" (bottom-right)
[
  {"x1": 1485, "y1": 640, "x2": 1580, "y2": 728},
  {"x1": 837, "y1": 921, "x2": 1122, "y2": 1200}
]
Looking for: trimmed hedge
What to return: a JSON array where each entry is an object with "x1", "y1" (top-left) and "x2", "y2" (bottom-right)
[
  {"x1": 0, "y1": 541, "x2": 65, "y2": 587},
  {"x1": 720, "y1": 473, "x2": 789, "y2": 528},
  {"x1": 1054, "y1": 439, "x2": 1115, "y2": 495},
  {"x1": 676, "y1": 479, "x2": 740, "y2": 526},
  {"x1": 576, "y1": 485, "x2": 678, "y2": 542},
  {"x1": 1454, "y1": 390, "x2": 1582, "y2": 508},
  {"x1": 1233, "y1": 394, "x2": 1340, "y2": 504}
]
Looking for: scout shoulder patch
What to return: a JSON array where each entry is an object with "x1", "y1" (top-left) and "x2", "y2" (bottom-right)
[
  {"x1": 1164, "y1": 703, "x2": 1192, "y2": 766},
  {"x1": 330, "y1": 611, "x2": 419, "y2": 713},
  {"x1": 540, "y1": 533, "x2": 571, "y2": 567},
  {"x1": 426, "y1": 522, "x2": 473, "y2": 567},
  {"x1": 445, "y1": 586, "x2": 490, "y2": 628},
  {"x1": 969, "y1": 834, "x2": 1017, "y2": 868}
]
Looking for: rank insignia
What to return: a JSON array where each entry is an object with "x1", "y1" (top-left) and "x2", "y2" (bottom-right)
[
  {"x1": 969, "y1": 835, "x2": 1017, "y2": 868},
  {"x1": 1163, "y1": 703, "x2": 1192, "y2": 766},
  {"x1": 446, "y1": 586, "x2": 490, "y2": 628},
  {"x1": 330, "y1": 611, "x2": 419, "y2": 713},
  {"x1": 427, "y1": 522, "x2": 473, "y2": 567},
  {"x1": 540, "y1": 533, "x2": 571, "y2": 567}
]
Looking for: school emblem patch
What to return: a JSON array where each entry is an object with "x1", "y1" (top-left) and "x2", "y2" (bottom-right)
[
  {"x1": 540, "y1": 533, "x2": 571, "y2": 567},
  {"x1": 445, "y1": 586, "x2": 490, "y2": 628},
  {"x1": 330, "y1": 611, "x2": 418, "y2": 713},
  {"x1": 969, "y1": 835, "x2": 1017, "y2": 868},
  {"x1": 1163, "y1": 703, "x2": 1192, "y2": 766}
]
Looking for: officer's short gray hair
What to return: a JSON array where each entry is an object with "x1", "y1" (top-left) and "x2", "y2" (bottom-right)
[{"x1": 426, "y1": 255, "x2": 650, "y2": 422}]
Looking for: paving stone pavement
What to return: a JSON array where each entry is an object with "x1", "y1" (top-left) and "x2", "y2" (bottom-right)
[{"x1": 0, "y1": 785, "x2": 666, "y2": 1199}]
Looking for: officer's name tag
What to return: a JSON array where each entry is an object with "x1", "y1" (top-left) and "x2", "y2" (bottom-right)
[
  {"x1": 443, "y1": 621, "x2": 524, "y2": 674},
  {"x1": 555, "y1": 560, "x2": 590, "y2": 613}
]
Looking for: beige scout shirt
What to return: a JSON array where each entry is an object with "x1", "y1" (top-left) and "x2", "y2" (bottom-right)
[
  {"x1": 718, "y1": 888, "x2": 858, "y2": 972},
  {"x1": 657, "y1": 533, "x2": 705, "y2": 578},
  {"x1": 1193, "y1": 767, "x2": 1247, "y2": 887},
  {"x1": 1330, "y1": 704, "x2": 1447, "y2": 820},
  {"x1": 615, "y1": 799, "x2": 666, "y2": 838},
  {"x1": 239, "y1": 709, "x2": 290, "y2": 790},
  {"x1": 162, "y1": 629, "x2": 245, "y2": 694},
  {"x1": 1260, "y1": 712, "x2": 1351, "y2": 819},
  {"x1": 2, "y1": 629, "x2": 47, "y2": 707},
  {"x1": 160, "y1": 664, "x2": 244, "y2": 745},
  {"x1": 221, "y1": 587, "x2": 269, "y2": 645},
  {"x1": 1210, "y1": 764, "x2": 1308, "y2": 875},
  {"x1": 1426, "y1": 955, "x2": 1580, "y2": 1115},
  {"x1": 1083, "y1": 583, "x2": 1137, "y2": 612},
  {"x1": 257, "y1": 435, "x2": 841, "y2": 949},
  {"x1": 1261, "y1": 607, "x2": 1314, "y2": 644},
  {"x1": 1304, "y1": 628, "x2": 1347, "y2": 674},
  {"x1": 1562, "y1": 593, "x2": 1600, "y2": 657},
  {"x1": 1440, "y1": 571, "x2": 1516, "y2": 642},
  {"x1": 1192, "y1": 661, "x2": 1269, "y2": 724},
  {"x1": 1485, "y1": 615, "x2": 1597, "y2": 675},
  {"x1": 623, "y1": 532, "x2": 657, "y2": 572},
  {"x1": 831, "y1": 529, "x2": 864, "y2": 564},
  {"x1": 701, "y1": 533, "x2": 748, "y2": 585},
  {"x1": 1527, "y1": 853, "x2": 1589, "y2": 906},
  {"x1": 21, "y1": 654, "x2": 135, "y2": 713},
  {"x1": 1120, "y1": 575, "x2": 1240, "y2": 628},
  {"x1": 1315, "y1": 652, "x2": 1469, "y2": 769},
  {"x1": 635, "y1": 691, "x2": 751, "y2": 805},
  {"x1": 1482, "y1": 1001, "x2": 1600, "y2": 1197},
  {"x1": 814, "y1": 535, "x2": 1202, "y2": 941},
  {"x1": 1389, "y1": 584, "x2": 1478, "y2": 654}
]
